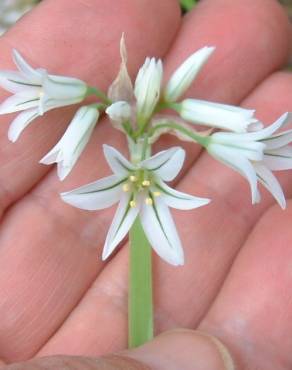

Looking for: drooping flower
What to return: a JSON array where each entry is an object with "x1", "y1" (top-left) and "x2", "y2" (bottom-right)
[
  {"x1": 0, "y1": 49, "x2": 87, "y2": 142},
  {"x1": 177, "y1": 99, "x2": 262, "y2": 133},
  {"x1": 61, "y1": 145, "x2": 210, "y2": 265},
  {"x1": 134, "y1": 57, "x2": 163, "y2": 125},
  {"x1": 206, "y1": 112, "x2": 292, "y2": 208},
  {"x1": 164, "y1": 46, "x2": 215, "y2": 102},
  {"x1": 40, "y1": 106, "x2": 99, "y2": 180}
]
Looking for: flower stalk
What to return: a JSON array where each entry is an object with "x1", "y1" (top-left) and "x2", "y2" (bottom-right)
[{"x1": 129, "y1": 217, "x2": 153, "y2": 348}]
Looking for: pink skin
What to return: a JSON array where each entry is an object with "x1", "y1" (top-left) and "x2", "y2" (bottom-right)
[{"x1": 0, "y1": 0, "x2": 291, "y2": 369}]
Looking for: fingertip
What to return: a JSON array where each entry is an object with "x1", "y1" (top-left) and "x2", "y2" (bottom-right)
[{"x1": 124, "y1": 329, "x2": 235, "y2": 370}]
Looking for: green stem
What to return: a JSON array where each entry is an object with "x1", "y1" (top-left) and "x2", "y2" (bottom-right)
[
  {"x1": 180, "y1": 0, "x2": 197, "y2": 11},
  {"x1": 150, "y1": 121, "x2": 210, "y2": 146},
  {"x1": 128, "y1": 217, "x2": 153, "y2": 348},
  {"x1": 86, "y1": 86, "x2": 112, "y2": 105}
]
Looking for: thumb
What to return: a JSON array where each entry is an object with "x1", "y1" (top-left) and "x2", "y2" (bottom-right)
[
  {"x1": 124, "y1": 329, "x2": 235, "y2": 370},
  {"x1": 2, "y1": 329, "x2": 235, "y2": 370}
]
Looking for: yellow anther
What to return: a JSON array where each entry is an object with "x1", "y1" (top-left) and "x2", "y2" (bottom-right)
[
  {"x1": 130, "y1": 200, "x2": 136, "y2": 208},
  {"x1": 122, "y1": 183, "x2": 130, "y2": 192},
  {"x1": 130, "y1": 175, "x2": 137, "y2": 182},
  {"x1": 145, "y1": 197, "x2": 153, "y2": 206},
  {"x1": 153, "y1": 191, "x2": 161, "y2": 197},
  {"x1": 142, "y1": 180, "x2": 151, "y2": 187}
]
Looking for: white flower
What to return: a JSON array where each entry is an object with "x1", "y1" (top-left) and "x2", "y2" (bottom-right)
[
  {"x1": 61, "y1": 145, "x2": 210, "y2": 265},
  {"x1": 134, "y1": 57, "x2": 163, "y2": 124},
  {"x1": 40, "y1": 106, "x2": 99, "y2": 180},
  {"x1": 206, "y1": 112, "x2": 292, "y2": 208},
  {"x1": 164, "y1": 46, "x2": 215, "y2": 102},
  {"x1": 178, "y1": 99, "x2": 261, "y2": 133},
  {"x1": 0, "y1": 49, "x2": 87, "y2": 142},
  {"x1": 106, "y1": 101, "x2": 132, "y2": 123}
]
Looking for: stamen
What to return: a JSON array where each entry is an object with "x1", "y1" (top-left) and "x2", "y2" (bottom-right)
[
  {"x1": 129, "y1": 175, "x2": 137, "y2": 182},
  {"x1": 153, "y1": 191, "x2": 161, "y2": 197},
  {"x1": 122, "y1": 183, "x2": 130, "y2": 192},
  {"x1": 145, "y1": 197, "x2": 153, "y2": 205},
  {"x1": 142, "y1": 180, "x2": 151, "y2": 187},
  {"x1": 130, "y1": 200, "x2": 136, "y2": 208}
]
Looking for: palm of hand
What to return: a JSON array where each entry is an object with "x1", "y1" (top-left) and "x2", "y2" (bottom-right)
[{"x1": 0, "y1": 0, "x2": 291, "y2": 369}]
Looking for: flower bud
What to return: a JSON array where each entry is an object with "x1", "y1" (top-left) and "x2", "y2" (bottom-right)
[{"x1": 164, "y1": 46, "x2": 215, "y2": 102}]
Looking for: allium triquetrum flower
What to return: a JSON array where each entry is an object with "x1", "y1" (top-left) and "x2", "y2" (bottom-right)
[
  {"x1": 206, "y1": 112, "x2": 292, "y2": 209},
  {"x1": 40, "y1": 106, "x2": 99, "y2": 180},
  {"x1": 61, "y1": 145, "x2": 210, "y2": 265},
  {"x1": 0, "y1": 49, "x2": 87, "y2": 142}
]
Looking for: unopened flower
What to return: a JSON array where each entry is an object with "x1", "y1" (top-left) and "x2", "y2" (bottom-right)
[
  {"x1": 178, "y1": 99, "x2": 261, "y2": 133},
  {"x1": 206, "y1": 113, "x2": 292, "y2": 208},
  {"x1": 61, "y1": 145, "x2": 210, "y2": 265},
  {"x1": 40, "y1": 106, "x2": 99, "y2": 180},
  {"x1": 0, "y1": 49, "x2": 87, "y2": 142},
  {"x1": 134, "y1": 57, "x2": 163, "y2": 124},
  {"x1": 106, "y1": 101, "x2": 132, "y2": 123},
  {"x1": 164, "y1": 46, "x2": 215, "y2": 102}
]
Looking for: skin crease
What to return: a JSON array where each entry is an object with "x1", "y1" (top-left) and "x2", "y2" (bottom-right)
[{"x1": 0, "y1": 0, "x2": 291, "y2": 369}]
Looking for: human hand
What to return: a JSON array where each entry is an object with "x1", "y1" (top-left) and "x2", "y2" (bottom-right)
[{"x1": 0, "y1": 0, "x2": 291, "y2": 369}]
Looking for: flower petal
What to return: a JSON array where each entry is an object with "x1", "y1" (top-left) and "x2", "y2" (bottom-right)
[
  {"x1": 264, "y1": 146, "x2": 292, "y2": 171},
  {"x1": 164, "y1": 46, "x2": 215, "y2": 102},
  {"x1": 39, "y1": 142, "x2": 62, "y2": 165},
  {"x1": 208, "y1": 144, "x2": 258, "y2": 203},
  {"x1": 60, "y1": 107, "x2": 99, "y2": 165},
  {"x1": 12, "y1": 49, "x2": 41, "y2": 81},
  {"x1": 180, "y1": 99, "x2": 256, "y2": 133},
  {"x1": 103, "y1": 144, "x2": 135, "y2": 176},
  {"x1": 141, "y1": 146, "x2": 185, "y2": 181},
  {"x1": 0, "y1": 92, "x2": 40, "y2": 114},
  {"x1": 254, "y1": 162, "x2": 286, "y2": 209},
  {"x1": 0, "y1": 71, "x2": 41, "y2": 93},
  {"x1": 140, "y1": 195, "x2": 184, "y2": 266},
  {"x1": 243, "y1": 112, "x2": 291, "y2": 142},
  {"x1": 102, "y1": 192, "x2": 140, "y2": 260},
  {"x1": 210, "y1": 132, "x2": 265, "y2": 161},
  {"x1": 134, "y1": 57, "x2": 163, "y2": 121},
  {"x1": 43, "y1": 74, "x2": 87, "y2": 101},
  {"x1": 8, "y1": 108, "x2": 39, "y2": 142},
  {"x1": 263, "y1": 129, "x2": 292, "y2": 150},
  {"x1": 61, "y1": 175, "x2": 124, "y2": 211},
  {"x1": 154, "y1": 180, "x2": 210, "y2": 210}
]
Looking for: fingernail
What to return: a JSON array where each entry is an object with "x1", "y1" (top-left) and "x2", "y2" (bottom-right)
[{"x1": 124, "y1": 329, "x2": 235, "y2": 370}]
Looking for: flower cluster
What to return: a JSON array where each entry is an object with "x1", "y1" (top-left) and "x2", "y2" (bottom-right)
[{"x1": 1, "y1": 36, "x2": 292, "y2": 265}]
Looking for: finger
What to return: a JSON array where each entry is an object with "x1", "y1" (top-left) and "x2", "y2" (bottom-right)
[
  {"x1": 0, "y1": 0, "x2": 180, "y2": 215},
  {"x1": 199, "y1": 202, "x2": 292, "y2": 369},
  {"x1": 2, "y1": 330, "x2": 235, "y2": 370},
  {"x1": 37, "y1": 0, "x2": 292, "y2": 358},
  {"x1": 0, "y1": 0, "x2": 181, "y2": 363}
]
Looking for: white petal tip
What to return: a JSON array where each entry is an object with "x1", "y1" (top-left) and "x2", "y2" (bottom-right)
[
  {"x1": 102, "y1": 249, "x2": 112, "y2": 261},
  {"x1": 171, "y1": 255, "x2": 184, "y2": 266},
  {"x1": 8, "y1": 134, "x2": 17, "y2": 143}
]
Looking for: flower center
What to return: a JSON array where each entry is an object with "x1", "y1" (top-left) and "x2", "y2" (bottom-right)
[{"x1": 122, "y1": 170, "x2": 160, "y2": 207}]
